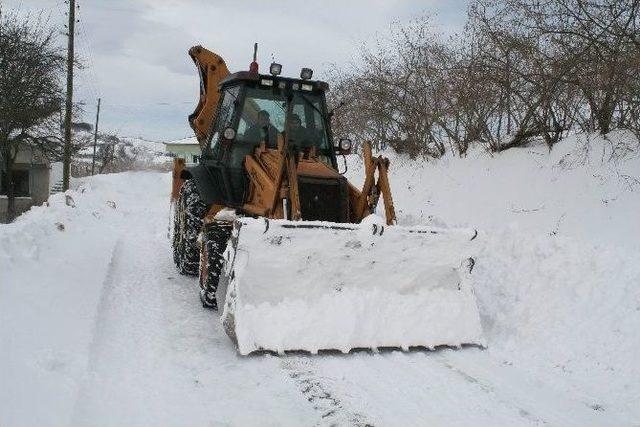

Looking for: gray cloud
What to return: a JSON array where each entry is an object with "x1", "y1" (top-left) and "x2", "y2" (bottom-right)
[{"x1": 3, "y1": 0, "x2": 467, "y2": 140}]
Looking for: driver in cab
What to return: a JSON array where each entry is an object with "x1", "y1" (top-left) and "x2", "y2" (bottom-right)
[
  {"x1": 288, "y1": 114, "x2": 312, "y2": 149},
  {"x1": 246, "y1": 110, "x2": 279, "y2": 148}
]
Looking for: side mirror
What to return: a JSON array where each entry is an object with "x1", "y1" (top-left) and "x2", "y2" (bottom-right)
[{"x1": 335, "y1": 138, "x2": 352, "y2": 155}]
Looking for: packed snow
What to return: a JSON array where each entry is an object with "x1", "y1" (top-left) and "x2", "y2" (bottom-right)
[{"x1": 1, "y1": 131, "x2": 639, "y2": 426}]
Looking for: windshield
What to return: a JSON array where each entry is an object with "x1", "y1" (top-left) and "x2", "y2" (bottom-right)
[
  {"x1": 237, "y1": 87, "x2": 287, "y2": 148},
  {"x1": 231, "y1": 86, "x2": 332, "y2": 166},
  {"x1": 289, "y1": 92, "x2": 331, "y2": 153}
]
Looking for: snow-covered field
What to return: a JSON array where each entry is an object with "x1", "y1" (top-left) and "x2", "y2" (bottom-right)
[{"x1": 1, "y1": 132, "x2": 639, "y2": 426}]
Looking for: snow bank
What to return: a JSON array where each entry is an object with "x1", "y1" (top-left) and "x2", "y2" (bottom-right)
[
  {"x1": 219, "y1": 218, "x2": 484, "y2": 355},
  {"x1": 348, "y1": 130, "x2": 640, "y2": 251},
  {"x1": 346, "y1": 131, "x2": 640, "y2": 418},
  {"x1": 0, "y1": 172, "x2": 170, "y2": 427},
  {"x1": 475, "y1": 228, "x2": 640, "y2": 416}
]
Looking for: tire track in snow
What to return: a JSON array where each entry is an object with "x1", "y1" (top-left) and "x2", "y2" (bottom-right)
[
  {"x1": 70, "y1": 234, "x2": 173, "y2": 425},
  {"x1": 431, "y1": 349, "x2": 623, "y2": 427},
  {"x1": 70, "y1": 216, "x2": 319, "y2": 425},
  {"x1": 281, "y1": 357, "x2": 374, "y2": 427},
  {"x1": 435, "y1": 361, "x2": 543, "y2": 425},
  {"x1": 303, "y1": 348, "x2": 623, "y2": 426},
  {"x1": 410, "y1": 352, "x2": 547, "y2": 426},
  {"x1": 301, "y1": 350, "x2": 548, "y2": 426},
  {"x1": 78, "y1": 239, "x2": 123, "y2": 370},
  {"x1": 70, "y1": 238, "x2": 123, "y2": 424}
]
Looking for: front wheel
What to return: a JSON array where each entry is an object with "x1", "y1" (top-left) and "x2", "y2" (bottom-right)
[
  {"x1": 172, "y1": 179, "x2": 208, "y2": 276},
  {"x1": 199, "y1": 220, "x2": 233, "y2": 309}
]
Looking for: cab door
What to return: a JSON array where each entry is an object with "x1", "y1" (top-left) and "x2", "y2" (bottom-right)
[
  {"x1": 212, "y1": 85, "x2": 250, "y2": 207},
  {"x1": 193, "y1": 85, "x2": 245, "y2": 207}
]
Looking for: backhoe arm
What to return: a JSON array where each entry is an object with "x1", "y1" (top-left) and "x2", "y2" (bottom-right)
[
  {"x1": 188, "y1": 45, "x2": 230, "y2": 148},
  {"x1": 354, "y1": 141, "x2": 397, "y2": 225}
]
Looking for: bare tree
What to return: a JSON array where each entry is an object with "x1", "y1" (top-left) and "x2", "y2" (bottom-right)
[
  {"x1": 471, "y1": 0, "x2": 640, "y2": 136},
  {"x1": 330, "y1": 1, "x2": 640, "y2": 159},
  {"x1": 0, "y1": 8, "x2": 64, "y2": 221}
]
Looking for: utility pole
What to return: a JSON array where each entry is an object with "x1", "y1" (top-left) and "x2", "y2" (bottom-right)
[
  {"x1": 62, "y1": 0, "x2": 76, "y2": 191},
  {"x1": 91, "y1": 98, "x2": 101, "y2": 175}
]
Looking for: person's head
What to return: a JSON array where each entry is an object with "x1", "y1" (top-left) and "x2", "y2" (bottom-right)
[
  {"x1": 258, "y1": 110, "x2": 270, "y2": 127},
  {"x1": 290, "y1": 114, "x2": 301, "y2": 129}
]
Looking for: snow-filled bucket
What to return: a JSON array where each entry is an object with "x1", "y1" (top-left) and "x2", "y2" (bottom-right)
[{"x1": 216, "y1": 217, "x2": 485, "y2": 355}]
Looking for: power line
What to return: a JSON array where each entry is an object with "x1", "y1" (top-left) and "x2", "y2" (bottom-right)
[
  {"x1": 74, "y1": 1, "x2": 101, "y2": 110},
  {"x1": 104, "y1": 101, "x2": 195, "y2": 108},
  {"x1": 76, "y1": 12, "x2": 101, "y2": 101}
]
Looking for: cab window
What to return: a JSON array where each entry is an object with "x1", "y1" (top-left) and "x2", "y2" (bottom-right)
[
  {"x1": 209, "y1": 85, "x2": 240, "y2": 156},
  {"x1": 236, "y1": 86, "x2": 286, "y2": 143},
  {"x1": 229, "y1": 86, "x2": 287, "y2": 166}
]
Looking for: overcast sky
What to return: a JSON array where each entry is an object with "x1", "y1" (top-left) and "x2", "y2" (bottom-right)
[{"x1": 4, "y1": 0, "x2": 468, "y2": 141}]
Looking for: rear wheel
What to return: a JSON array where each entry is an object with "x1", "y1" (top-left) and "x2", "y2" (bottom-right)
[
  {"x1": 199, "y1": 221, "x2": 234, "y2": 309},
  {"x1": 173, "y1": 179, "x2": 208, "y2": 275}
]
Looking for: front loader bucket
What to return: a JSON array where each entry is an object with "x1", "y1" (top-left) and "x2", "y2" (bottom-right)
[{"x1": 216, "y1": 217, "x2": 485, "y2": 355}]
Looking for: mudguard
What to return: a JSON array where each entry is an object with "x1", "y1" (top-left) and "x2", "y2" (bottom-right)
[{"x1": 186, "y1": 164, "x2": 225, "y2": 207}]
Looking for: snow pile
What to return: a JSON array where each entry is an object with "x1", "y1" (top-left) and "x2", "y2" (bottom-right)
[
  {"x1": 346, "y1": 130, "x2": 640, "y2": 418},
  {"x1": 474, "y1": 228, "x2": 640, "y2": 417},
  {"x1": 219, "y1": 218, "x2": 484, "y2": 355},
  {"x1": 120, "y1": 136, "x2": 174, "y2": 166},
  {"x1": 349, "y1": 130, "x2": 640, "y2": 251},
  {"x1": 74, "y1": 134, "x2": 173, "y2": 169},
  {"x1": 0, "y1": 172, "x2": 170, "y2": 427}
]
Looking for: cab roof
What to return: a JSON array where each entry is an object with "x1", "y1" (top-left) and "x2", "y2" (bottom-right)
[{"x1": 219, "y1": 71, "x2": 329, "y2": 92}]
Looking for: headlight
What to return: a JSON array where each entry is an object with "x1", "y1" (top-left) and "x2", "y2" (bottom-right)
[
  {"x1": 301, "y1": 83, "x2": 313, "y2": 91},
  {"x1": 223, "y1": 127, "x2": 236, "y2": 140},
  {"x1": 260, "y1": 78, "x2": 274, "y2": 86},
  {"x1": 339, "y1": 138, "x2": 352, "y2": 151}
]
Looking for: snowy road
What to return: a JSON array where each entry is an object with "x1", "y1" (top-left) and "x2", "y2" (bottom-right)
[
  {"x1": 2, "y1": 162, "x2": 638, "y2": 426},
  {"x1": 57, "y1": 173, "x2": 619, "y2": 426}
]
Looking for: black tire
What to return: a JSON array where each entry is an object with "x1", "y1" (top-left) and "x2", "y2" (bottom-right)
[
  {"x1": 173, "y1": 179, "x2": 208, "y2": 276},
  {"x1": 172, "y1": 202, "x2": 181, "y2": 266},
  {"x1": 199, "y1": 221, "x2": 233, "y2": 309}
]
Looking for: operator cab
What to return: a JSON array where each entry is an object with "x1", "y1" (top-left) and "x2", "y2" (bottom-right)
[{"x1": 204, "y1": 71, "x2": 337, "y2": 170}]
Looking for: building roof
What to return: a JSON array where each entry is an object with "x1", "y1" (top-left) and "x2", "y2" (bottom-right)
[{"x1": 163, "y1": 136, "x2": 199, "y2": 146}]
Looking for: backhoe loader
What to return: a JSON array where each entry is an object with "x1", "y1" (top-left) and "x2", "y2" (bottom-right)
[{"x1": 171, "y1": 44, "x2": 484, "y2": 355}]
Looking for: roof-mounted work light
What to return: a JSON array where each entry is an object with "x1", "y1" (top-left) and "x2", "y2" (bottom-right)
[
  {"x1": 270, "y1": 62, "x2": 282, "y2": 76},
  {"x1": 300, "y1": 68, "x2": 313, "y2": 80}
]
